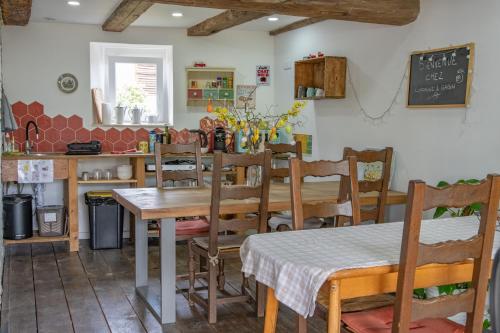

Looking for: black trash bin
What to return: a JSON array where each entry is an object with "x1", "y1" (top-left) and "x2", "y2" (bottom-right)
[
  {"x1": 85, "y1": 191, "x2": 124, "y2": 250},
  {"x1": 3, "y1": 194, "x2": 33, "y2": 240}
]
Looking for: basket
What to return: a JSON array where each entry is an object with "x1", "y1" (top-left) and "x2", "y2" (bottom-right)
[{"x1": 36, "y1": 205, "x2": 67, "y2": 237}]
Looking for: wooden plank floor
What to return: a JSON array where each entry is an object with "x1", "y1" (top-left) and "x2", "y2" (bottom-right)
[{"x1": 1, "y1": 240, "x2": 328, "y2": 333}]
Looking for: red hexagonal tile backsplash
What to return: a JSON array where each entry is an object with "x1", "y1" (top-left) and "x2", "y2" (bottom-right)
[
  {"x1": 9, "y1": 101, "x2": 222, "y2": 153},
  {"x1": 9, "y1": 101, "x2": 160, "y2": 153}
]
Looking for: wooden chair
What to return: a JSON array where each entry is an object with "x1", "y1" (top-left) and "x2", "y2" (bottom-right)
[
  {"x1": 340, "y1": 147, "x2": 393, "y2": 226},
  {"x1": 154, "y1": 141, "x2": 210, "y2": 281},
  {"x1": 265, "y1": 141, "x2": 303, "y2": 181},
  {"x1": 187, "y1": 150, "x2": 272, "y2": 324},
  {"x1": 341, "y1": 174, "x2": 500, "y2": 333},
  {"x1": 289, "y1": 157, "x2": 361, "y2": 231},
  {"x1": 265, "y1": 141, "x2": 303, "y2": 231},
  {"x1": 490, "y1": 249, "x2": 500, "y2": 333}
]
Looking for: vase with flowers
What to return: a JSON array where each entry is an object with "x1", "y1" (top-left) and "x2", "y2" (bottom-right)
[{"x1": 208, "y1": 87, "x2": 305, "y2": 185}]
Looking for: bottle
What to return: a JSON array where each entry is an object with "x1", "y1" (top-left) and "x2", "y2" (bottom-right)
[
  {"x1": 164, "y1": 126, "x2": 170, "y2": 144},
  {"x1": 223, "y1": 77, "x2": 228, "y2": 89},
  {"x1": 149, "y1": 130, "x2": 156, "y2": 153},
  {"x1": 228, "y1": 76, "x2": 233, "y2": 89}
]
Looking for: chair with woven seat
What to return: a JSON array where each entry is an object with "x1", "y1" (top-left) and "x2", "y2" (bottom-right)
[
  {"x1": 265, "y1": 141, "x2": 303, "y2": 231},
  {"x1": 341, "y1": 174, "x2": 500, "y2": 333},
  {"x1": 187, "y1": 150, "x2": 272, "y2": 324},
  {"x1": 154, "y1": 141, "x2": 210, "y2": 281},
  {"x1": 339, "y1": 147, "x2": 393, "y2": 226}
]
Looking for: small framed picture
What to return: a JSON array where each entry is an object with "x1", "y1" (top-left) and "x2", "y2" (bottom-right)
[{"x1": 57, "y1": 73, "x2": 78, "y2": 93}]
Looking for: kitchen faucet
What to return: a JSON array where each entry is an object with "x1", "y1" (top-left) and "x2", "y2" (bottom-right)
[{"x1": 25, "y1": 120, "x2": 39, "y2": 155}]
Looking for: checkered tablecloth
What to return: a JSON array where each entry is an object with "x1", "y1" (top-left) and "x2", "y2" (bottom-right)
[{"x1": 240, "y1": 216, "x2": 500, "y2": 317}]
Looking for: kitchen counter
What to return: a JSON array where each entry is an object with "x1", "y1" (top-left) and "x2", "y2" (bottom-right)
[{"x1": 1, "y1": 152, "x2": 150, "y2": 252}]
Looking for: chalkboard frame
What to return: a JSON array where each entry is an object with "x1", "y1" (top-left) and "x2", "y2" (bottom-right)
[{"x1": 407, "y1": 43, "x2": 475, "y2": 108}]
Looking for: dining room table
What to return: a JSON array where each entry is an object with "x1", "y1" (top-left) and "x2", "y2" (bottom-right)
[
  {"x1": 239, "y1": 215, "x2": 500, "y2": 333},
  {"x1": 112, "y1": 180, "x2": 406, "y2": 325}
]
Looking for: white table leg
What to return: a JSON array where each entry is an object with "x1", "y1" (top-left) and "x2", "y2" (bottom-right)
[
  {"x1": 135, "y1": 217, "x2": 148, "y2": 287},
  {"x1": 160, "y1": 217, "x2": 176, "y2": 324}
]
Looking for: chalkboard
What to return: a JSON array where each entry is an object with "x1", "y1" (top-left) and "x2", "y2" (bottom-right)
[{"x1": 408, "y1": 43, "x2": 474, "y2": 108}]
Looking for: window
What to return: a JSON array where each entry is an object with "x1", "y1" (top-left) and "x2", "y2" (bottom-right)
[{"x1": 90, "y1": 42, "x2": 173, "y2": 125}]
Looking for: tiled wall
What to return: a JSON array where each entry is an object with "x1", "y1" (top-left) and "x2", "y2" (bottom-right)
[{"x1": 11, "y1": 101, "x2": 156, "y2": 153}]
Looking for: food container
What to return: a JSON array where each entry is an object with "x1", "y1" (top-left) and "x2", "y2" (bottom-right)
[{"x1": 117, "y1": 165, "x2": 133, "y2": 180}]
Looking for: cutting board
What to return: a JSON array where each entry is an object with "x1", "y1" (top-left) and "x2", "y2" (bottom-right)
[{"x1": 91, "y1": 88, "x2": 103, "y2": 124}]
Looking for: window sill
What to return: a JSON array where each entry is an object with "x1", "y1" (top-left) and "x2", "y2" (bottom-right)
[{"x1": 95, "y1": 123, "x2": 170, "y2": 129}]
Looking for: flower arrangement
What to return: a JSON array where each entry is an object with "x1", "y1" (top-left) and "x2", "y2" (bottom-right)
[{"x1": 208, "y1": 88, "x2": 306, "y2": 153}]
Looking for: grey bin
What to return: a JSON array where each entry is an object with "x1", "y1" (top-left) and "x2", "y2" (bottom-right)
[
  {"x1": 36, "y1": 205, "x2": 67, "y2": 237},
  {"x1": 85, "y1": 191, "x2": 124, "y2": 250}
]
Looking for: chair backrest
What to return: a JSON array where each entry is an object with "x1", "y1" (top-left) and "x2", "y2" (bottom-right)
[
  {"x1": 154, "y1": 142, "x2": 204, "y2": 188},
  {"x1": 208, "y1": 150, "x2": 272, "y2": 254},
  {"x1": 490, "y1": 249, "x2": 500, "y2": 333},
  {"x1": 289, "y1": 157, "x2": 361, "y2": 230},
  {"x1": 393, "y1": 175, "x2": 500, "y2": 333},
  {"x1": 265, "y1": 141, "x2": 303, "y2": 180},
  {"x1": 341, "y1": 147, "x2": 393, "y2": 224}
]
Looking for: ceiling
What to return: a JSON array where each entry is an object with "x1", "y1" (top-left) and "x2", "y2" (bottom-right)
[{"x1": 30, "y1": 0, "x2": 306, "y2": 32}]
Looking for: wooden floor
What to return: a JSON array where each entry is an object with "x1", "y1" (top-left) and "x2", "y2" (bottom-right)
[{"x1": 0, "y1": 240, "x2": 328, "y2": 333}]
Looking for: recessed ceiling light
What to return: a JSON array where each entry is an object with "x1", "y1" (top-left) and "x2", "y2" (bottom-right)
[
  {"x1": 268, "y1": 17, "x2": 279, "y2": 22},
  {"x1": 67, "y1": 1, "x2": 80, "y2": 6},
  {"x1": 172, "y1": 12, "x2": 183, "y2": 17}
]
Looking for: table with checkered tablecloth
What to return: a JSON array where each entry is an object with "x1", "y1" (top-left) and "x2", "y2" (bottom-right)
[{"x1": 240, "y1": 216, "x2": 500, "y2": 318}]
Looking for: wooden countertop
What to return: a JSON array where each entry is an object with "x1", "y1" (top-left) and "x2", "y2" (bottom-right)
[{"x1": 2, "y1": 153, "x2": 153, "y2": 160}]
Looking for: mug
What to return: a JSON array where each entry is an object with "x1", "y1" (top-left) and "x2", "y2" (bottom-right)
[
  {"x1": 306, "y1": 87, "x2": 316, "y2": 98},
  {"x1": 137, "y1": 141, "x2": 149, "y2": 153},
  {"x1": 315, "y1": 88, "x2": 325, "y2": 97},
  {"x1": 115, "y1": 106, "x2": 126, "y2": 124}
]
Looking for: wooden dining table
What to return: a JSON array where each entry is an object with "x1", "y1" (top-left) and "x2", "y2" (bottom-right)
[{"x1": 112, "y1": 181, "x2": 406, "y2": 325}]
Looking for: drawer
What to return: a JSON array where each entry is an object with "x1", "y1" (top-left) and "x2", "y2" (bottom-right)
[
  {"x1": 203, "y1": 89, "x2": 219, "y2": 100},
  {"x1": 219, "y1": 89, "x2": 234, "y2": 100},
  {"x1": 188, "y1": 89, "x2": 203, "y2": 99}
]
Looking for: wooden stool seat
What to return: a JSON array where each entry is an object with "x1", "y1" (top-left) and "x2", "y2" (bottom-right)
[
  {"x1": 341, "y1": 306, "x2": 464, "y2": 333},
  {"x1": 192, "y1": 234, "x2": 246, "y2": 251},
  {"x1": 176, "y1": 218, "x2": 210, "y2": 236}
]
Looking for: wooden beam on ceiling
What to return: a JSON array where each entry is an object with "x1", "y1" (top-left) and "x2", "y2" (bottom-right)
[
  {"x1": 270, "y1": 17, "x2": 327, "y2": 36},
  {"x1": 188, "y1": 10, "x2": 267, "y2": 36},
  {"x1": 153, "y1": 0, "x2": 420, "y2": 26},
  {"x1": 102, "y1": 0, "x2": 154, "y2": 32},
  {"x1": 0, "y1": 0, "x2": 32, "y2": 26}
]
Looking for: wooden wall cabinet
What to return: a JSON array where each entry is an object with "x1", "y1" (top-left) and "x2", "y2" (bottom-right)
[
  {"x1": 186, "y1": 67, "x2": 235, "y2": 107},
  {"x1": 294, "y1": 56, "x2": 347, "y2": 100}
]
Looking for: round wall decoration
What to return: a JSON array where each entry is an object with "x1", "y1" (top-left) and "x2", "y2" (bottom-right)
[{"x1": 57, "y1": 73, "x2": 78, "y2": 93}]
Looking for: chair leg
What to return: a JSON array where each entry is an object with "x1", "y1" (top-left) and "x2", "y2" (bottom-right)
[
  {"x1": 187, "y1": 240, "x2": 196, "y2": 306},
  {"x1": 217, "y1": 259, "x2": 225, "y2": 291},
  {"x1": 208, "y1": 260, "x2": 218, "y2": 324},
  {"x1": 241, "y1": 272, "x2": 249, "y2": 296}
]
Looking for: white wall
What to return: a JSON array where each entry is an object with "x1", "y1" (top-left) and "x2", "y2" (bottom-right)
[
  {"x1": 274, "y1": 0, "x2": 500, "y2": 220},
  {"x1": 2, "y1": 22, "x2": 275, "y2": 129},
  {"x1": 1, "y1": 22, "x2": 275, "y2": 238}
]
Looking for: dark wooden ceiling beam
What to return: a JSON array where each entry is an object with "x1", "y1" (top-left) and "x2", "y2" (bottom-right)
[
  {"x1": 188, "y1": 10, "x2": 267, "y2": 36},
  {"x1": 102, "y1": 0, "x2": 154, "y2": 32},
  {"x1": 0, "y1": 0, "x2": 32, "y2": 26},
  {"x1": 270, "y1": 17, "x2": 326, "y2": 36},
  {"x1": 153, "y1": 0, "x2": 420, "y2": 26}
]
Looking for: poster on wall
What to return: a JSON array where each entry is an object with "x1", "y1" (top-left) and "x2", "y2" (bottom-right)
[
  {"x1": 256, "y1": 65, "x2": 271, "y2": 86},
  {"x1": 236, "y1": 85, "x2": 257, "y2": 109},
  {"x1": 18, "y1": 160, "x2": 54, "y2": 183}
]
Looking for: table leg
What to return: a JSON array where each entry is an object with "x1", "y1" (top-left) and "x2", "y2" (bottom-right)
[
  {"x1": 257, "y1": 282, "x2": 267, "y2": 317},
  {"x1": 68, "y1": 159, "x2": 79, "y2": 252},
  {"x1": 296, "y1": 315, "x2": 307, "y2": 333},
  {"x1": 327, "y1": 280, "x2": 341, "y2": 333},
  {"x1": 264, "y1": 287, "x2": 279, "y2": 333},
  {"x1": 135, "y1": 217, "x2": 148, "y2": 287},
  {"x1": 160, "y1": 217, "x2": 176, "y2": 324}
]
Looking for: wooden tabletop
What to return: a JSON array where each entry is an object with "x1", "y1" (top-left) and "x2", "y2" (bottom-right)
[{"x1": 113, "y1": 181, "x2": 407, "y2": 220}]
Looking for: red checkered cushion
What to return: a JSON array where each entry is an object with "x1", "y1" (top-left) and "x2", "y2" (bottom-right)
[
  {"x1": 175, "y1": 217, "x2": 210, "y2": 236},
  {"x1": 341, "y1": 306, "x2": 464, "y2": 333}
]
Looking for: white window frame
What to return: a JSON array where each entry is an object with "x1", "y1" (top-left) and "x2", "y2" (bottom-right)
[{"x1": 90, "y1": 42, "x2": 173, "y2": 125}]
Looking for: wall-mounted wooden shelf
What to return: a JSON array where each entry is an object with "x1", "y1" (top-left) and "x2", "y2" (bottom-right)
[
  {"x1": 78, "y1": 178, "x2": 138, "y2": 185},
  {"x1": 186, "y1": 67, "x2": 235, "y2": 107},
  {"x1": 294, "y1": 56, "x2": 347, "y2": 100}
]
